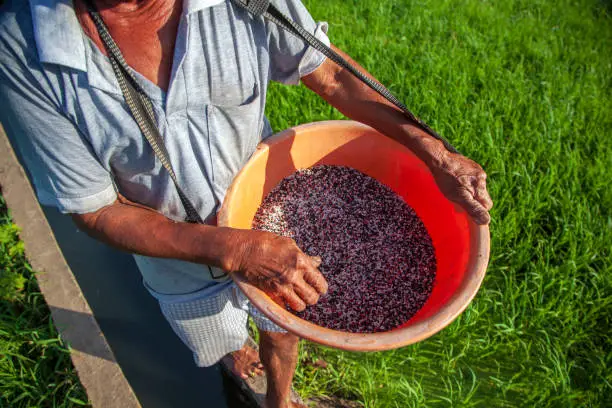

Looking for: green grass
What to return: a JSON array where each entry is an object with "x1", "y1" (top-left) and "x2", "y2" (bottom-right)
[
  {"x1": 1, "y1": 0, "x2": 610, "y2": 406},
  {"x1": 0, "y1": 194, "x2": 88, "y2": 407},
  {"x1": 263, "y1": 0, "x2": 612, "y2": 406}
]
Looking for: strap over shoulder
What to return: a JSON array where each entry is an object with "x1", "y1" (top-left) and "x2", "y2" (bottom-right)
[
  {"x1": 241, "y1": 0, "x2": 270, "y2": 16},
  {"x1": 231, "y1": 0, "x2": 459, "y2": 154}
]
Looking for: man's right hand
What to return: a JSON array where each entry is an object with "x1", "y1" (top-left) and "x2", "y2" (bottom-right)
[
  {"x1": 71, "y1": 196, "x2": 327, "y2": 311},
  {"x1": 222, "y1": 230, "x2": 328, "y2": 312}
]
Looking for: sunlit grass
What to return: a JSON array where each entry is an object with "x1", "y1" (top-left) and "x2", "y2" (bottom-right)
[{"x1": 265, "y1": 0, "x2": 611, "y2": 406}]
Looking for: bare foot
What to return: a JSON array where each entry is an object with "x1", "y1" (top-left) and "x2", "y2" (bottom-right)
[
  {"x1": 228, "y1": 344, "x2": 264, "y2": 380},
  {"x1": 264, "y1": 399, "x2": 308, "y2": 408},
  {"x1": 264, "y1": 398, "x2": 308, "y2": 408}
]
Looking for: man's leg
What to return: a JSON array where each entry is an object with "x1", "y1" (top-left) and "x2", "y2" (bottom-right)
[{"x1": 259, "y1": 330, "x2": 301, "y2": 408}]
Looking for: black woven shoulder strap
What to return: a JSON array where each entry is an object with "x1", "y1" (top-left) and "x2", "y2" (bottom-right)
[
  {"x1": 85, "y1": 2, "x2": 204, "y2": 224},
  {"x1": 231, "y1": 0, "x2": 459, "y2": 154}
]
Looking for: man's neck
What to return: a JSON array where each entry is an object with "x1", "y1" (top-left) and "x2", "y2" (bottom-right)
[
  {"x1": 86, "y1": 0, "x2": 180, "y2": 23},
  {"x1": 75, "y1": 0, "x2": 183, "y2": 90}
]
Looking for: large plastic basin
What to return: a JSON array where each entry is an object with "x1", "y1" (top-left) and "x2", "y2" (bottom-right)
[{"x1": 218, "y1": 120, "x2": 490, "y2": 351}]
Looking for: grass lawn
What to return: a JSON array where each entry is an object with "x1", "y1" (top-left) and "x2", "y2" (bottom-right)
[
  {"x1": 263, "y1": 0, "x2": 612, "y2": 406},
  {"x1": 0, "y1": 194, "x2": 88, "y2": 407},
  {"x1": 0, "y1": 0, "x2": 609, "y2": 407}
]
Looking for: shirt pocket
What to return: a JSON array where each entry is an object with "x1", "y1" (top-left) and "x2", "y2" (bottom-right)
[
  {"x1": 209, "y1": 74, "x2": 258, "y2": 108},
  {"x1": 207, "y1": 82, "x2": 262, "y2": 204}
]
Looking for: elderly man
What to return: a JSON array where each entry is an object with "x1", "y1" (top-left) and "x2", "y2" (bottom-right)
[{"x1": 0, "y1": 0, "x2": 492, "y2": 406}]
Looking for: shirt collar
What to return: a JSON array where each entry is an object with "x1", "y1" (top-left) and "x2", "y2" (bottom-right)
[
  {"x1": 184, "y1": 0, "x2": 225, "y2": 14},
  {"x1": 30, "y1": 0, "x2": 88, "y2": 71},
  {"x1": 29, "y1": 0, "x2": 227, "y2": 71}
]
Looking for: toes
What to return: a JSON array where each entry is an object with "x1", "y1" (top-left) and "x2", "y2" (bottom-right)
[
  {"x1": 244, "y1": 367, "x2": 264, "y2": 378},
  {"x1": 229, "y1": 346, "x2": 265, "y2": 380}
]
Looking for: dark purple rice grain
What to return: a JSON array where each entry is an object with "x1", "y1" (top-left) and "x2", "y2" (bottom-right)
[{"x1": 252, "y1": 165, "x2": 436, "y2": 333}]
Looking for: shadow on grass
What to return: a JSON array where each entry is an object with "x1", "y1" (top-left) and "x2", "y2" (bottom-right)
[{"x1": 600, "y1": 0, "x2": 612, "y2": 14}]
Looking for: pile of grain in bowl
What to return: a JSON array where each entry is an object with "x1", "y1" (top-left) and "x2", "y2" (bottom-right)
[{"x1": 252, "y1": 165, "x2": 436, "y2": 333}]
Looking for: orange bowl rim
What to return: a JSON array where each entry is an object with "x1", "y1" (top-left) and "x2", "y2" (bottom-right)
[{"x1": 219, "y1": 120, "x2": 490, "y2": 352}]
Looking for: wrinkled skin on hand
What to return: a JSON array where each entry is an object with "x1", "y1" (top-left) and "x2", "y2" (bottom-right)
[
  {"x1": 225, "y1": 230, "x2": 328, "y2": 311},
  {"x1": 430, "y1": 151, "x2": 494, "y2": 225}
]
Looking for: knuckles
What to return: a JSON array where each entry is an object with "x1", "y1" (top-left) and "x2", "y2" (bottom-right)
[
  {"x1": 292, "y1": 303, "x2": 307, "y2": 312},
  {"x1": 305, "y1": 293, "x2": 320, "y2": 305},
  {"x1": 295, "y1": 254, "x2": 311, "y2": 270},
  {"x1": 283, "y1": 271, "x2": 299, "y2": 285},
  {"x1": 248, "y1": 231, "x2": 328, "y2": 310}
]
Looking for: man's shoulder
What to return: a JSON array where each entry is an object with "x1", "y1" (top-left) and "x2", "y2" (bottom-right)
[
  {"x1": 0, "y1": 0, "x2": 33, "y2": 37},
  {"x1": 0, "y1": 0, "x2": 36, "y2": 65},
  {"x1": 0, "y1": 0, "x2": 30, "y2": 15}
]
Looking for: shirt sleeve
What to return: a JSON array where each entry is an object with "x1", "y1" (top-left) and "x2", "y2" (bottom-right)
[
  {"x1": 0, "y1": 68, "x2": 117, "y2": 214},
  {"x1": 267, "y1": 0, "x2": 330, "y2": 85}
]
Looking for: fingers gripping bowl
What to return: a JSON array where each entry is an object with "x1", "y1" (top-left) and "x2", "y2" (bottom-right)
[{"x1": 218, "y1": 121, "x2": 490, "y2": 352}]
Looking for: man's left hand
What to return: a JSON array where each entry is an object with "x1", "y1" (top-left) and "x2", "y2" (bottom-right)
[{"x1": 429, "y1": 151, "x2": 493, "y2": 225}]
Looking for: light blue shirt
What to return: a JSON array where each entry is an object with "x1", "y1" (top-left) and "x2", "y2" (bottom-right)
[{"x1": 0, "y1": 0, "x2": 329, "y2": 295}]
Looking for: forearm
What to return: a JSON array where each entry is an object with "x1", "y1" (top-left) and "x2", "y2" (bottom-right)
[
  {"x1": 302, "y1": 45, "x2": 447, "y2": 168},
  {"x1": 71, "y1": 196, "x2": 236, "y2": 269}
]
